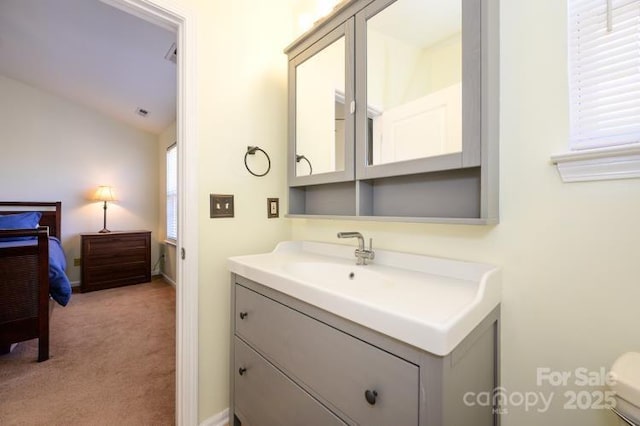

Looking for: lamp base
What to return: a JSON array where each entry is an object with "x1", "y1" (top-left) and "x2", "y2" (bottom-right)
[{"x1": 100, "y1": 201, "x2": 110, "y2": 233}]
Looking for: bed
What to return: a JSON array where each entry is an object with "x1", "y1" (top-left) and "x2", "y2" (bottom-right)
[{"x1": 0, "y1": 201, "x2": 72, "y2": 362}]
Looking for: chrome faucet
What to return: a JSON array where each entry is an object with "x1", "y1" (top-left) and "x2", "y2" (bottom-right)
[{"x1": 337, "y1": 232, "x2": 375, "y2": 265}]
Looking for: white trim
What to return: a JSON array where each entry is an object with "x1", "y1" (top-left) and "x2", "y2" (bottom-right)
[
  {"x1": 551, "y1": 143, "x2": 640, "y2": 182},
  {"x1": 96, "y1": 1, "x2": 199, "y2": 425},
  {"x1": 551, "y1": 143, "x2": 640, "y2": 163},
  {"x1": 99, "y1": 0, "x2": 176, "y2": 31},
  {"x1": 199, "y1": 408, "x2": 229, "y2": 426},
  {"x1": 161, "y1": 272, "x2": 176, "y2": 288}
]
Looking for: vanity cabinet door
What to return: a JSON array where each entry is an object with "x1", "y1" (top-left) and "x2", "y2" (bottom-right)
[
  {"x1": 234, "y1": 338, "x2": 346, "y2": 426},
  {"x1": 235, "y1": 284, "x2": 420, "y2": 425}
]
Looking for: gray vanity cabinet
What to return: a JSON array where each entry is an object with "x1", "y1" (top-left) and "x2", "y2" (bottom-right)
[
  {"x1": 229, "y1": 274, "x2": 500, "y2": 426},
  {"x1": 285, "y1": 0, "x2": 499, "y2": 224}
]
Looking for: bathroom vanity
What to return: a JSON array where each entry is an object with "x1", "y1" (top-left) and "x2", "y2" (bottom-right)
[{"x1": 228, "y1": 241, "x2": 501, "y2": 426}]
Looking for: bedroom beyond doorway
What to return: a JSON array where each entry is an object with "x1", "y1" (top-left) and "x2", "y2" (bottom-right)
[{"x1": 0, "y1": 278, "x2": 175, "y2": 424}]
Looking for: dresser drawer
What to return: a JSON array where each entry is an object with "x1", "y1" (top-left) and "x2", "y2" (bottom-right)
[
  {"x1": 234, "y1": 337, "x2": 346, "y2": 426},
  {"x1": 235, "y1": 284, "x2": 419, "y2": 426},
  {"x1": 85, "y1": 262, "x2": 148, "y2": 285},
  {"x1": 84, "y1": 235, "x2": 148, "y2": 257},
  {"x1": 84, "y1": 251, "x2": 147, "y2": 266}
]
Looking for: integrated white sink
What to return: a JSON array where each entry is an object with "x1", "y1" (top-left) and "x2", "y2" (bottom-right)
[
  {"x1": 228, "y1": 241, "x2": 501, "y2": 356},
  {"x1": 283, "y1": 261, "x2": 393, "y2": 291}
]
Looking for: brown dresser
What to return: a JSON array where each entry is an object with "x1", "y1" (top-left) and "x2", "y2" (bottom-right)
[{"x1": 81, "y1": 231, "x2": 151, "y2": 292}]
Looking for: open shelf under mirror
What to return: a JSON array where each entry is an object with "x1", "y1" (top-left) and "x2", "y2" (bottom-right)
[{"x1": 288, "y1": 166, "x2": 496, "y2": 224}]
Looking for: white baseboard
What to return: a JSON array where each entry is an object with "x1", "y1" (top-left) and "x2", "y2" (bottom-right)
[
  {"x1": 161, "y1": 272, "x2": 176, "y2": 288},
  {"x1": 70, "y1": 280, "x2": 80, "y2": 288},
  {"x1": 199, "y1": 408, "x2": 228, "y2": 426}
]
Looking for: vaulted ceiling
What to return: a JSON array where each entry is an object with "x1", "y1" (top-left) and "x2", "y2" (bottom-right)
[{"x1": 0, "y1": 0, "x2": 176, "y2": 135}]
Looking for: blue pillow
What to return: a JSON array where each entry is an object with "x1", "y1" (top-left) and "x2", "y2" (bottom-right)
[{"x1": 0, "y1": 211, "x2": 43, "y2": 241}]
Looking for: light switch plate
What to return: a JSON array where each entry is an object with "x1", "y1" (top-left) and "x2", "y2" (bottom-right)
[
  {"x1": 210, "y1": 194, "x2": 234, "y2": 218},
  {"x1": 267, "y1": 198, "x2": 279, "y2": 218}
]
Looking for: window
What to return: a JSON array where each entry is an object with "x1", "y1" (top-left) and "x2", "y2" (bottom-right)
[
  {"x1": 552, "y1": 0, "x2": 640, "y2": 182},
  {"x1": 569, "y1": 0, "x2": 640, "y2": 149},
  {"x1": 166, "y1": 143, "x2": 177, "y2": 241}
]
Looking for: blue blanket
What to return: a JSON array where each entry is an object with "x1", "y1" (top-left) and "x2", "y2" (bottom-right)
[
  {"x1": 48, "y1": 237, "x2": 72, "y2": 306},
  {"x1": 0, "y1": 237, "x2": 72, "y2": 306}
]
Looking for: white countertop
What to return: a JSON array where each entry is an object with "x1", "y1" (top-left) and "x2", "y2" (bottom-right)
[{"x1": 228, "y1": 241, "x2": 501, "y2": 356}]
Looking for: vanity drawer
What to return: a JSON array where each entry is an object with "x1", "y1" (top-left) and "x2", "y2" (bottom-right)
[
  {"x1": 234, "y1": 337, "x2": 346, "y2": 426},
  {"x1": 235, "y1": 284, "x2": 419, "y2": 426}
]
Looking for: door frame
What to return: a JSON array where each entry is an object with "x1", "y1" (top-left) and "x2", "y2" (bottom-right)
[{"x1": 99, "y1": 0, "x2": 199, "y2": 424}]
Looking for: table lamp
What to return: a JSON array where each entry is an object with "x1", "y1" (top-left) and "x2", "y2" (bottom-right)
[{"x1": 94, "y1": 186, "x2": 116, "y2": 233}]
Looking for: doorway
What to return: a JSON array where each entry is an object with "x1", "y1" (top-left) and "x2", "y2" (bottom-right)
[{"x1": 99, "y1": 0, "x2": 199, "y2": 424}]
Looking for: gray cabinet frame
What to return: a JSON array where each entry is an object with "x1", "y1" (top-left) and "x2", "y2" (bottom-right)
[{"x1": 285, "y1": 0, "x2": 499, "y2": 224}]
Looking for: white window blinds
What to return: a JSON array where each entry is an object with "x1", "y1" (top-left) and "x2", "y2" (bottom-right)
[
  {"x1": 568, "y1": 0, "x2": 640, "y2": 150},
  {"x1": 166, "y1": 144, "x2": 177, "y2": 241}
]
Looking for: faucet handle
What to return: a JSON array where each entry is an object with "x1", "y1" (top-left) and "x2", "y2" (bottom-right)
[{"x1": 367, "y1": 238, "x2": 375, "y2": 261}]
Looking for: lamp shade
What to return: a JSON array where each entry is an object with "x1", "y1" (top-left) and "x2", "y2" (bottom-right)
[{"x1": 94, "y1": 186, "x2": 116, "y2": 202}]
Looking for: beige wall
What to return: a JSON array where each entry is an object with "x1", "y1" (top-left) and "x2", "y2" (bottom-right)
[
  {"x1": 0, "y1": 74, "x2": 161, "y2": 283},
  {"x1": 177, "y1": 0, "x2": 294, "y2": 420}
]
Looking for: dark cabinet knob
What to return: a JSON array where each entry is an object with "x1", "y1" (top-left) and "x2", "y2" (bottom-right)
[
  {"x1": 364, "y1": 389, "x2": 378, "y2": 405},
  {"x1": 239, "y1": 312, "x2": 248, "y2": 320},
  {"x1": 238, "y1": 367, "x2": 247, "y2": 376}
]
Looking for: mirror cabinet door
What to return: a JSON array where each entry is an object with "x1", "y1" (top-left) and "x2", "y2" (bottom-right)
[
  {"x1": 367, "y1": 0, "x2": 462, "y2": 165},
  {"x1": 289, "y1": 21, "x2": 355, "y2": 186},
  {"x1": 356, "y1": 0, "x2": 481, "y2": 180}
]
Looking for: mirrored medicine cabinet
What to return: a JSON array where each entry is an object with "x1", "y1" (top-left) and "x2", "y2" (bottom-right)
[{"x1": 286, "y1": 0, "x2": 499, "y2": 224}]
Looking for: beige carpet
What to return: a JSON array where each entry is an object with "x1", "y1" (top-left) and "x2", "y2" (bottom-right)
[{"x1": 0, "y1": 279, "x2": 175, "y2": 425}]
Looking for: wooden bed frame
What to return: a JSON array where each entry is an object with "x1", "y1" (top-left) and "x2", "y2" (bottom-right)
[{"x1": 0, "y1": 201, "x2": 62, "y2": 362}]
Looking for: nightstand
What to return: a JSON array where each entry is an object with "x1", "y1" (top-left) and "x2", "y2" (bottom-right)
[{"x1": 80, "y1": 231, "x2": 151, "y2": 292}]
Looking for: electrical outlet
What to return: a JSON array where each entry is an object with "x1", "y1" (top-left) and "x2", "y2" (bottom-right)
[
  {"x1": 267, "y1": 198, "x2": 279, "y2": 218},
  {"x1": 74, "y1": 258, "x2": 81, "y2": 266}
]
